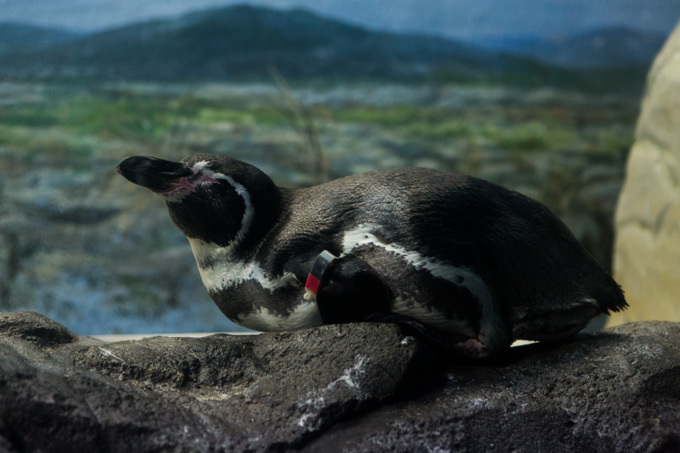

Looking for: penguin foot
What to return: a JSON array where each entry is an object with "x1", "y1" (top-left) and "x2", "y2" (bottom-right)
[{"x1": 364, "y1": 313, "x2": 499, "y2": 361}]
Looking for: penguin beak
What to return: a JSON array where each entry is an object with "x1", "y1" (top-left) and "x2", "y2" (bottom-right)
[{"x1": 116, "y1": 156, "x2": 193, "y2": 193}]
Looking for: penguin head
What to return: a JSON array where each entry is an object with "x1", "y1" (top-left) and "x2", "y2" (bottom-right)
[{"x1": 117, "y1": 154, "x2": 281, "y2": 248}]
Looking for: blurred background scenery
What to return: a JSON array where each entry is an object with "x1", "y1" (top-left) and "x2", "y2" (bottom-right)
[{"x1": 0, "y1": 1, "x2": 678, "y2": 334}]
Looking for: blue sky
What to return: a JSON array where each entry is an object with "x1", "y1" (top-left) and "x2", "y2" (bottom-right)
[{"x1": 1, "y1": 0, "x2": 679, "y2": 39}]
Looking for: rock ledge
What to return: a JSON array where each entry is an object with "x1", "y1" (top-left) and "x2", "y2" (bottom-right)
[{"x1": 0, "y1": 311, "x2": 678, "y2": 452}]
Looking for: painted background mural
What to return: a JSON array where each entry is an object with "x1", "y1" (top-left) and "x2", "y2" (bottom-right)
[{"x1": 1, "y1": 1, "x2": 678, "y2": 333}]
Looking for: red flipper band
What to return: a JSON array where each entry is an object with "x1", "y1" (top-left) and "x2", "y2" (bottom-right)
[
  {"x1": 304, "y1": 250, "x2": 337, "y2": 300},
  {"x1": 305, "y1": 274, "x2": 322, "y2": 295}
]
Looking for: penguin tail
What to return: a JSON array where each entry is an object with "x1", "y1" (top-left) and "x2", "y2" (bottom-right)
[{"x1": 593, "y1": 280, "x2": 628, "y2": 315}]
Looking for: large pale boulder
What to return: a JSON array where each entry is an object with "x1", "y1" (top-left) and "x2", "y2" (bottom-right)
[{"x1": 612, "y1": 22, "x2": 680, "y2": 325}]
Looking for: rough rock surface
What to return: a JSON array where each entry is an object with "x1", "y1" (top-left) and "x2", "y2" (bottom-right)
[
  {"x1": 613, "y1": 21, "x2": 680, "y2": 325},
  {"x1": 1, "y1": 311, "x2": 679, "y2": 452}
]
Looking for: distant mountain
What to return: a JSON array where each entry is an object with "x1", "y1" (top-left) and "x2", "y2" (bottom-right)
[
  {"x1": 2, "y1": 0, "x2": 680, "y2": 43},
  {"x1": 0, "y1": 5, "x2": 494, "y2": 81},
  {"x1": 0, "y1": 23, "x2": 82, "y2": 57},
  {"x1": 476, "y1": 26, "x2": 666, "y2": 69},
  {"x1": 0, "y1": 5, "x2": 651, "y2": 92}
]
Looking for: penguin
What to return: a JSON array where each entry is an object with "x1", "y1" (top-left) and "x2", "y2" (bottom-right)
[{"x1": 116, "y1": 153, "x2": 627, "y2": 356}]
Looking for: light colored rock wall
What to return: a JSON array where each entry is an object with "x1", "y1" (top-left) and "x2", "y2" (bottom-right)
[{"x1": 612, "y1": 21, "x2": 680, "y2": 325}]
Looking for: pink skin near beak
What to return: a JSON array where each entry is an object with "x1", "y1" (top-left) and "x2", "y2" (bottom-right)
[
  {"x1": 164, "y1": 172, "x2": 218, "y2": 195},
  {"x1": 166, "y1": 178, "x2": 197, "y2": 194}
]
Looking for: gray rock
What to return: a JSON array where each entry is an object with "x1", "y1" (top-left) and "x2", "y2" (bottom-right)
[
  {"x1": 0, "y1": 311, "x2": 75, "y2": 347},
  {"x1": 0, "y1": 311, "x2": 422, "y2": 451},
  {"x1": 1, "y1": 311, "x2": 679, "y2": 452},
  {"x1": 309, "y1": 321, "x2": 680, "y2": 452}
]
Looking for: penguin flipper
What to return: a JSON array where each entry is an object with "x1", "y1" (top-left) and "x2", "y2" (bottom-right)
[{"x1": 315, "y1": 255, "x2": 391, "y2": 324}]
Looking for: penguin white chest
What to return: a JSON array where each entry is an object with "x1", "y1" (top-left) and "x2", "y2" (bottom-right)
[
  {"x1": 187, "y1": 237, "x2": 299, "y2": 293},
  {"x1": 235, "y1": 301, "x2": 323, "y2": 332},
  {"x1": 187, "y1": 237, "x2": 323, "y2": 331}
]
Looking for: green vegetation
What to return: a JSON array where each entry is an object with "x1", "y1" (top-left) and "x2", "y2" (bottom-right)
[
  {"x1": 47, "y1": 93, "x2": 285, "y2": 139},
  {"x1": 0, "y1": 87, "x2": 297, "y2": 172},
  {"x1": 0, "y1": 82, "x2": 638, "y2": 177},
  {"x1": 332, "y1": 102, "x2": 635, "y2": 155}
]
